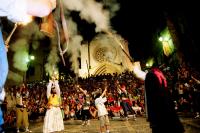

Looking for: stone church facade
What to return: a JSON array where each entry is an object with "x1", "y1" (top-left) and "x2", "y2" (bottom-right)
[{"x1": 78, "y1": 34, "x2": 133, "y2": 78}]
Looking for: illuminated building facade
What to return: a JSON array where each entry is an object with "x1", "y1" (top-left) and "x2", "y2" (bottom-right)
[{"x1": 78, "y1": 34, "x2": 133, "y2": 78}]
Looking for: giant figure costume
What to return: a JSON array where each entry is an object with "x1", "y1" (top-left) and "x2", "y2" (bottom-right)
[{"x1": 145, "y1": 68, "x2": 184, "y2": 133}]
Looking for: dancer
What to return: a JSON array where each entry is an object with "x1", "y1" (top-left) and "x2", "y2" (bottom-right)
[
  {"x1": 95, "y1": 86, "x2": 110, "y2": 133},
  {"x1": 15, "y1": 83, "x2": 31, "y2": 132},
  {"x1": 133, "y1": 62, "x2": 184, "y2": 133},
  {"x1": 77, "y1": 85, "x2": 91, "y2": 126},
  {"x1": 115, "y1": 81, "x2": 136, "y2": 120},
  {"x1": 0, "y1": 0, "x2": 56, "y2": 132},
  {"x1": 43, "y1": 78, "x2": 64, "y2": 133}
]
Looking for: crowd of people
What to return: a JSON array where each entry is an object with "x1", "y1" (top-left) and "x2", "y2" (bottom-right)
[
  {"x1": 1, "y1": 0, "x2": 200, "y2": 132},
  {"x1": 2, "y1": 61, "x2": 200, "y2": 132}
]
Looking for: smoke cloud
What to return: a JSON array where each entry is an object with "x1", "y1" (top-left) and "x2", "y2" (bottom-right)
[
  {"x1": 61, "y1": 0, "x2": 122, "y2": 75},
  {"x1": 63, "y1": 0, "x2": 120, "y2": 32},
  {"x1": 7, "y1": 71, "x2": 23, "y2": 83},
  {"x1": 102, "y1": 0, "x2": 120, "y2": 18},
  {"x1": 45, "y1": 38, "x2": 60, "y2": 77},
  {"x1": 8, "y1": 0, "x2": 121, "y2": 81},
  {"x1": 8, "y1": 21, "x2": 46, "y2": 83},
  {"x1": 66, "y1": 18, "x2": 83, "y2": 75},
  {"x1": 10, "y1": 38, "x2": 29, "y2": 71}
]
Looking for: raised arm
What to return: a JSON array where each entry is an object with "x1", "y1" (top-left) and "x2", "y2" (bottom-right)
[
  {"x1": 54, "y1": 80, "x2": 60, "y2": 96},
  {"x1": 191, "y1": 76, "x2": 200, "y2": 84},
  {"x1": 117, "y1": 85, "x2": 122, "y2": 94},
  {"x1": 47, "y1": 80, "x2": 52, "y2": 99},
  {"x1": 101, "y1": 87, "x2": 107, "y2": 97},
  {"x1": 77, "y1": 85, "x2": 87, "y2": 95}
]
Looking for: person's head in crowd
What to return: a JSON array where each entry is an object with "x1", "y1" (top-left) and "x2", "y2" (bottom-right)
[
  {"x1": 120, "y1": 84, "x2": 126, "y2": 92},
  {"x1": 94, "y1": 92, "x2": 101, "y2": 100}
]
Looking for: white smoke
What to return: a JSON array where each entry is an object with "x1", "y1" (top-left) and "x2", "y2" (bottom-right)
[
  {"x1": 102, "y1": 0, "x2": 120, "y2": 18},
  {"x1": 45, "y1": 39, "x2": 60, "y2": 77},
  {"x1": 8, "y1": 21, "x2": 46, "y2": 84},
  {"x1": 20, "y1": 21, "x2": 45, "y2": 40},
  {"x1": 10, "y1": 38, "x2": 29, "y2": 71},
  {"x1": 8, "y1": 0, "x2": 121, "y2": 82},
  {"x1": 44, "y1": 0, "x2": 120, "y2": 76},
  {"x1": 7, "y1": 71, "x2": 23, "y2": 83},
  {"x1": 63, "y1": 0, "x2": 115, "y2": 32},
  {"x1": 51, "y1": 6, "x2": 83, "y2": 76},
  {"x1": 10, "y1": 22, "x2": 45, "y2": 71},
  {"x1": 67, "y1": 18, "x2": 83, "y2": 75}
]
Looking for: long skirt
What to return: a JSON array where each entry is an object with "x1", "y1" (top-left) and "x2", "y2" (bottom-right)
[{"x1": 43, "y1": 107, "x2": 64, "y2": 133}]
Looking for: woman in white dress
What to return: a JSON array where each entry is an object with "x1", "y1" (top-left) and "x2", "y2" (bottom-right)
[{"x1": 43, "y1": 79, "x2": 64, "y2": 133}]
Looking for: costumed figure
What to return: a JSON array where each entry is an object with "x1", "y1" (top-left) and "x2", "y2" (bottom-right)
[
  {"x1": 133, "y1": 62, "x2": 184, "y2": 133},
  {"x1": 16, "y1": 84, "x2": 31, "y2": 132},
  {"x1": 43, "y1": 78, "x2": 64, "y2": 133}
]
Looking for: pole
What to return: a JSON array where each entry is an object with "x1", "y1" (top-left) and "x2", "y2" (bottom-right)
[{"x1": 5, "y1": 23, "x2": 18, "y2": 50}]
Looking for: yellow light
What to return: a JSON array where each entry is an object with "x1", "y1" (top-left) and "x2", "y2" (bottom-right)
[
  {"x1": 146, "y1": 58, "x2": 154, "y2": 68},
  {"x1": 163, "y1": 41, "x2": 171, "y2": 56},
  {"x1": 30, "y1": 55, "x2": 35, "y2": 60}
]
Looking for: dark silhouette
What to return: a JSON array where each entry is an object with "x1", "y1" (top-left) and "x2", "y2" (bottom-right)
[{"x1": 145, "y1": 68, "x2": 185, "y2": 133}]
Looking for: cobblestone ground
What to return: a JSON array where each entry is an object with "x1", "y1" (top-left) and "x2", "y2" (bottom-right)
[{"x1": 5, "y1": 116, "x2": 200, "y2": 133}]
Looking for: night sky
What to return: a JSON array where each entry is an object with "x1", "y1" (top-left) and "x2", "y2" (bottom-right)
[
  {"x1": 73, "y1": 0, "x2": 200, "y2": 69},
  {"x1": 71, "y1": 0, "x2": 167, "y2": 61},
  {"x1": 109, "y1": 1, "x2": 200, "y2": 66},
  {"x1": 110, "y1": 1, "x2": 165, "y2": 61},
  {"x1": 3, "y1": 1, "x2": 199, "y2": 72}
]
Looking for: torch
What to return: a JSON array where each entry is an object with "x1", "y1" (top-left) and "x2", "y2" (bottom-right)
[{"x1": 5, "y1": 16, "x2": 33, "y2": 52}]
